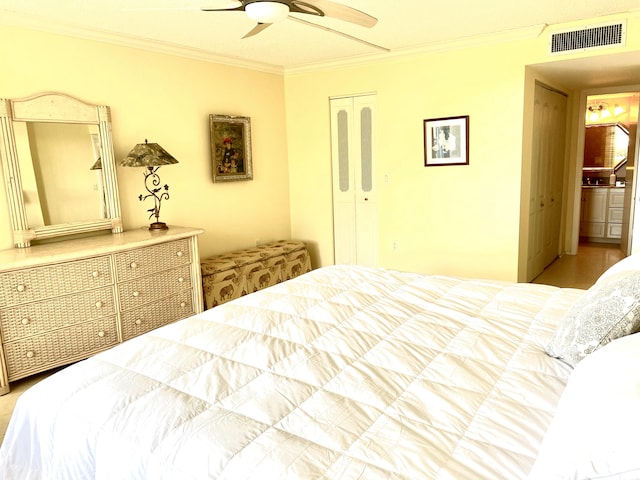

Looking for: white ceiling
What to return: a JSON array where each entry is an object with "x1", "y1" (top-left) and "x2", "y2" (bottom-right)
[{"x1": 1, "y1": 0, "x2": 639, "y2": 75}]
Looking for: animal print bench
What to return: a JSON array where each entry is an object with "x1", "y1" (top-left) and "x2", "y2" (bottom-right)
[{"x1": 201, "y1": 240, "x2": 312, "y2": 309}]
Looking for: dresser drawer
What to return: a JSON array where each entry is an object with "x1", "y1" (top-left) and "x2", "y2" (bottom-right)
[
  {"x1": 0, "y1": 286, "x2": 116, "y2": 343},
  {"x1": 4, "y1": 316, "x2": 118, "y2": 381},
  {"x1": 0, "y1": 227, "x2": 204, "y2": 395},
  {"x1": 0, "y1": 256, "x2": 112, "y2": 308},
  {"x1": 120, "y1": 290, "x2": 194, "y2": 341},
  {"x1": 118, "y1": 265, "x2": 192, "y2": 311},
  {"x1": 114, "y1": 239, "x2": 191, "y2": 282}
]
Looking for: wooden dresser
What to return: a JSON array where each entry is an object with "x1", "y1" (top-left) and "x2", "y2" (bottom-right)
[{"x1": 0, "y1": 226, "x2": 203, "y2": 395}]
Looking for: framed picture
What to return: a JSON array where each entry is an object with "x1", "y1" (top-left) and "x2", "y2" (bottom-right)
[
  {"x1": 423, "y1": 115, "x2": 469, "y2": 167},
  {"x1": 209, "y1": 114, "x2": 253, "y2": 182}
]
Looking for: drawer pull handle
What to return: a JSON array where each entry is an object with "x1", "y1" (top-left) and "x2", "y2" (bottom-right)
[
  {"x1": 95, "y1": 301, "x2": 104, "y2": 308},
  {"x1": 180, "y1": 302, "x2": 186, "y2": 308},
  {"x1": 26, "y1": 351, "x2": 34, "y2": 358},
  {"x1": 16, "y1": 284, "x2": 26, "y2": 292},
  {"x1": 97, "y1": 331, "x2": 105, "y2": 338},
  {"x1": 135, "y1": 319, "x2": 142, "y2": 325},
  {"x1": 130, "y1": 262, "x2": 138, "y2": 269},
  {"x1": 132, "y1": 291, "x2": 140, "y2": 297},
  {"x1": 22, "y1": 318, "x2": 30, "y2": 325},
  {"x1": 176, "y1": 251, "x2": 184, "y2": 258},
  {"x1": 92, "y1": 271, "x2": 100, "y2": 278},
  {"x1": 178, "y1": 277, "x2": 185, "y2": 283}
]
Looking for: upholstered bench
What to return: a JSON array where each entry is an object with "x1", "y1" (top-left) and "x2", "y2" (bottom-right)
[{"x1": 201, "y1": 240, "x2": 312, "y2": 309}]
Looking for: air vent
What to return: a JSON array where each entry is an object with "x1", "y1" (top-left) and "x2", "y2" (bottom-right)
[{"x1": 549, "y1": 21, "x2": 626, "y2": 55}]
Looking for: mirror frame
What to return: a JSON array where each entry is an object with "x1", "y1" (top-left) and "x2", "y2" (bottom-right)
[{"x1": 0, "y1": 92, "x2": 122, "y2": 247}]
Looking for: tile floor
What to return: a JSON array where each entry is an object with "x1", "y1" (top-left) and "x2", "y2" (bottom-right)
[
  {"x1": 531, "y1": 242, "x2": 625, "y2": 290},
  {"x1": 0, "y1": 243, "x2": 627, "y2": 446}
]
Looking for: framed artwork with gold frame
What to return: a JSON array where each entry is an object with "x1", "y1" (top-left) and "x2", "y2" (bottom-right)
[{"x1": 209, "y1": 114, "x2": 253, "y2": 182}]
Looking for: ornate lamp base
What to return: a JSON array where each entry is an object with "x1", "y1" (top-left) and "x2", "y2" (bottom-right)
[{"x1": 149, "y1": 222, "x2": 169, "y2": 231}]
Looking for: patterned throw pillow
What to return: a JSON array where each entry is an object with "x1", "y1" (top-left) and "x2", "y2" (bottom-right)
[{"x1": 546, "y1": 270, "x2": 640, "y2": 367}]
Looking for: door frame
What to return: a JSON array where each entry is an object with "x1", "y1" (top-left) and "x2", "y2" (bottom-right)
[{"x1": 567, "y1": 86, "x2": 640, "y2": 256}]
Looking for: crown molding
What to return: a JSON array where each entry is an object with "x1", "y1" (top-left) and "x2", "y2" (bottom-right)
[
  {"x1": 1, "y1": 10, "x2": 583, "y2": 78},
  {"x1": 284, "y1": 24, "x2": 548, "y2": 76},
  {"x1": 0, "y1": 11, "x2": 285, "y2": 75},
  {"x1": 3, "y1": 9, "x2": 639, "y2": 77}
]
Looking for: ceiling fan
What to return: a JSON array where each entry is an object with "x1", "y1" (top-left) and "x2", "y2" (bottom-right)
[{"x1": 201, "y1": 0, "x2": 378, "y2": 40}]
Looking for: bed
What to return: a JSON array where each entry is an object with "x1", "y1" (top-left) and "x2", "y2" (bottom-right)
[{"x1": 2, "y1": 261, "x2": 640, "y2": 479}]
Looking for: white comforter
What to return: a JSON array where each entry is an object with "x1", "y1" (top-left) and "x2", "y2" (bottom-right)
[{"x1": 0, "y1": 265, "x2": 581, "y2": 479}]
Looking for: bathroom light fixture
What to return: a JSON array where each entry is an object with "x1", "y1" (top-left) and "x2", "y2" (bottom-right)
[
  {"x1": 586, "y1": 102, "x2": 625, "y2": 122},
  {"x1": 121, "y1": 139, "x2": 178, "y2": 231},
  {"x1": 586, "y1": 103, "x2": 610, "y2": 121},
  {"x1": 245, "y1": 1, "x2": 290, "y2": 23},
  {"x1": 587, "y1": 104, "x2": 603, "y2": 122}
]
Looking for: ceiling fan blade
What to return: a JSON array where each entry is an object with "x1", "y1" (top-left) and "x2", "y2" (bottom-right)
[
  {"x1": 294, "y1": 0, "x2": 377, "y2": 28},
  {"x1": 201, "y1": 5, "x2": 244, "y2": 13},
  {"x1": 242, "y1": 22, "x2": 273, "y2": 38},
  {"x1": 127, "y1": 2, "x2": 242, "y2": 12},
  {"x1": 288, "y1": 1, "x2": 322, "y2": 16},
  {"x1": 288, "y1": 16, "x2": 388, "y2": 51},
  {"x1": 201, "y1": 0, "x2": 243, "y2": 10}
]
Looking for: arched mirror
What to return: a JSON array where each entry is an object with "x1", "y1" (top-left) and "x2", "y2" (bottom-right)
[{"x1": 0, "y1": 92, "x2": 122, "y2": 247}]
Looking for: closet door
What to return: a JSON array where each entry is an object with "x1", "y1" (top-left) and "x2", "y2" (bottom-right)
[
  {"x1": 527, "y1": 83, "x2": 567, "y2": 280},
  {"x1": 330, "y1": 94, "x2": 378, "y2": 266}
]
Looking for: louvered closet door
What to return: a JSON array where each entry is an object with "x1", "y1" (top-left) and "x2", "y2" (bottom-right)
[{"x1": 330, "y1": 94, "x2": 378, "y2": 266}]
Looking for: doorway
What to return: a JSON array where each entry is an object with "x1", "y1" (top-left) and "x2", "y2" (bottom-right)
[
  {"x1": 522, "y1": 53, "x2": 640, "y2": 283},
  {"x1": 577, "y1": 92, "x2": 639, "y2": 256}
]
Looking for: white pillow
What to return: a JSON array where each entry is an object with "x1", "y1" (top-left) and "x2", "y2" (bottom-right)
[
  {"x1": 529, "y1": 333, "x2": 640, "y2": 479},
  {"x1": 546, "y1": 270, "x2": 640, "y2": 367},
  {"x1": 596, "y1": 254, "x2": 640, "y2": 284}
]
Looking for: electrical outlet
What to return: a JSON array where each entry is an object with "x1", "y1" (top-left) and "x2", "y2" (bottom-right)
[{"x1": 392, "y1": 240, "x2": 399, "y2": 251}]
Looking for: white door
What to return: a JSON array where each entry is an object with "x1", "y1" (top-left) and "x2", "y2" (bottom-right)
[
  {"x1": 527, "y1": 83, "x2": 567, "y2": 281},
  {"x1": 330, "y1": 94, "x2": 378, "y2": 266},
  {"x1": 623, "y1": 117, "x2": 639, "y2": 254}
]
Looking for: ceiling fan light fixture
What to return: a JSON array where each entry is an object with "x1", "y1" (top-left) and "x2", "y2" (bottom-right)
[{"x1": 245, "y1": 1, "x2": 290, "y2": 23}]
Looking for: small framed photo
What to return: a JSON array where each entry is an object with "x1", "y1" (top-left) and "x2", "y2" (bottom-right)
[
  {"x1": 423, "y1": 115, "x2": 469, "y2": 167},
  {"x1": 209, "y1": 114, "x2": 253, "y2": 182}
]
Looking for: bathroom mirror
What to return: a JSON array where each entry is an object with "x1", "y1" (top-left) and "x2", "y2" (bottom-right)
[
  {"x1": 583, "y1": 123, "x2": 630, "y2": 170},
  {"x1": 0, "y1": 92, "x2": 122, "y2": 247}
]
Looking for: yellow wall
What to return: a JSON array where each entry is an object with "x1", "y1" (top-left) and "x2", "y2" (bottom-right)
[
  {"x1": 286, "y1": 38, "x2": 536, "y2": 279},
  {"x1": 286, "y1": 13, "x2": 640, "y2": 281},
  {"x1": 2, "y1": 14, "x2": 639, "y2": 281},
  {"x1": 0, "y1": 25, "x2": 290, "y2": 258}
]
